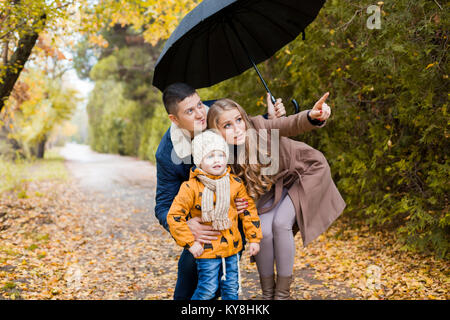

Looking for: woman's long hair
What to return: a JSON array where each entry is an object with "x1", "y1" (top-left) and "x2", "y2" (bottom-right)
[{"x1": 207, "y1": 99, "x2": 275, "y2": 200}]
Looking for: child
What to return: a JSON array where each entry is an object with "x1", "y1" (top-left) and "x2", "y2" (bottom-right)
[{"x1": 167, "y1": 130, "x2": 262, "y2": 300}]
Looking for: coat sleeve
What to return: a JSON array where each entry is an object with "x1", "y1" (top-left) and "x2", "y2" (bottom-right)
[
  {"x1": 236, "y1": 182, "x2": 263, "y2": 243},
  {"x1": 154, "y1": 154, "x2": 184, "y2": 232},
  {"x1": 251, "y1": 110, "x2": 326, "y2": 137},
  {"x1": 167, "y1": 181, "x2": 196, "y2": 249}
]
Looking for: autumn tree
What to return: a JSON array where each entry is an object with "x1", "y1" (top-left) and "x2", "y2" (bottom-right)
[
  {"x1": 76, "y1": 0, "x2": 200, "y2": 46},
  {"x1": 0, "y1": 0, "x2": 74, "y2": 112},
  {"x1": 74, "y1": 0, "x2": 201, "y2": 161},
  {"x1": 1, "y1": 0, "x2": 202, "y2": 159},
  {"x1": 5, "y1": 67, "x2": 80, "y2": 158},
  {"x1": 85, "y1": 25, "x2": 167, "y2": 159},
  {"x1": 1, "y1": 0, "x2": 201, "y2": 111},
  {"x1": 1, "y1": 29, "x2": 80, "y2": 159}
]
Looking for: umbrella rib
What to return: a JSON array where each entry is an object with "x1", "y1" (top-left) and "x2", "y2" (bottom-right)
[
  {"x1": 206, "y1": 22, "x2": 212, "y2": 86},
  {"x1": 232, "y1": 15, "x2": 271, "y2": 58},
  {"x1": 183, "y1": 33, "x2": 196, "y2": 86},
  {"x1": 271, "y1": 0, "x2": 317, "y2": 20},
  {"x1": 245, "y1": 5, "x2": 299, "y2": 39},
  {"x1": 222, "y1": 22, "x2": 241, "y2": 76}
]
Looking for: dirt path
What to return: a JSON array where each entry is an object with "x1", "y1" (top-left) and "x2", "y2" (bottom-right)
[
  {"x1": 59, "y1": 143, "x2": 158, "y2": 230},
  {"x1": 55, "y1": 143, "x2": 356, "y2": 300}
]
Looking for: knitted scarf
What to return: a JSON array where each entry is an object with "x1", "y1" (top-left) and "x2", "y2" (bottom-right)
[{"x1": 196, "y1": 172, "x2": 231, "y2": 231}]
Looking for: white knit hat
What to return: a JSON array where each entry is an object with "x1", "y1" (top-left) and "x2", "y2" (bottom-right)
[{"x1": 192, "y1": 130, "x2": 229, "y2": 167}]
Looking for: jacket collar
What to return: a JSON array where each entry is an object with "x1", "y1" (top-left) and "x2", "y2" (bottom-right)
[
  {"x1": 170, "y1": 122, "x2": 192, "y2": 159},
  {"x1": 170, "y1": 104, "x2": 210, "y2": 159},
  {"x1": 190, "y1": 165, "x2": 231, "y2": 180}
]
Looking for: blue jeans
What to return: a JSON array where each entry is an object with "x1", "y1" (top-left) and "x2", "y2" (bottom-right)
[
  {"x1": 191, "y1": 253, "x2": 240, "y2": 300},
  {"x1": 173, "y1": 220, "x2": 246, "y2": 300}
]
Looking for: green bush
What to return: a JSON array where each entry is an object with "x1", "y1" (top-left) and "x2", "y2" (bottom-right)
[
  {"x1": 87, "y1": 46, "x2": 168, "y2": 161},
  {"x1": 199, "y1": 0, "x2": 449, "y2": 258},
  {"x1": 138, "y1": 104, "x2": 170, "y2": 163},
  {"x1": 0, "y1": 154, "x2": 67, "y2": 194}
]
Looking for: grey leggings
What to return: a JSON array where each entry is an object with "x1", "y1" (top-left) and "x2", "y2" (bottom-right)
[{"x1": 254, "y1": 188, "x2": 296, "y2": 277}]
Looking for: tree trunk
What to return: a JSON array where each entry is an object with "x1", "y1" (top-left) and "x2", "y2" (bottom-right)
[
  {"x1": 2, "y1": 40, "x2": 9, "y2": 64},
  {"x1": 0, "y1": 14, "x2": 46, "y2": 112},
  {"x1": 36, "y1": 138, "x2": 46, "y2": 159}
]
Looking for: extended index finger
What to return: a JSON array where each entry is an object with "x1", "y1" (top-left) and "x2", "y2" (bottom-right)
[{"x1": 319, "y1": 92, "x2": 330, "y2": 104}]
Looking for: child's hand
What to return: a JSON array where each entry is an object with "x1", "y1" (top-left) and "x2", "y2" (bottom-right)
[
  {"x1": 249, "y1": 242, "x2": 260, "y2": 256},
  {"x1": 188, "y1": 241, "x2": 204, "y2": 258}
]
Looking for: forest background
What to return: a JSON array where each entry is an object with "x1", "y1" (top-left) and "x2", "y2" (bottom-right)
[{"x1": 0, "y1": 0, "x2": 448, "y2": 262}]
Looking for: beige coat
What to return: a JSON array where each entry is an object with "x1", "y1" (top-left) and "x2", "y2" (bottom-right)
[{"x1": 250, "y1": 110, "x2": 346, "y2": 246}]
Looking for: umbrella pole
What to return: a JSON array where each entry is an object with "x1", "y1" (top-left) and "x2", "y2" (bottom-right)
[
  {"x1": 228, "y1": 21, "x2": 276, "y2": 105},
  {"x1": 248, "y1": 52, "x2": 300, "y2": 114},
  {"x1": 228, "y1": 21, "x2": 299, "y2": 113},
  {"x1": 249, "y1": 57, "x2": 277, "y2": 105}
]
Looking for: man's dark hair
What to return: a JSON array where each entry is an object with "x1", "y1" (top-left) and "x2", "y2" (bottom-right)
[{"x1": 162, "y1": 83, "x2": 197, "y2": 115}]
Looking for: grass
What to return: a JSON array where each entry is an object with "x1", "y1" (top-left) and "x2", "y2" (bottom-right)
[
  {"x1": 0, "y1": 147, "x2": 68, "y2": 194},
  {"x1": 2, "y1": 282, "x2": 16, "y2": 290},
  {"x1": 1, "y1": 282, "x2": 21, "y2": 300},
  {"x1": 0, "y1": 245, "x2": 20, "y2": 256},
  {"x1": 26, "y1": 244, "x2": 38, "y2": 251}
]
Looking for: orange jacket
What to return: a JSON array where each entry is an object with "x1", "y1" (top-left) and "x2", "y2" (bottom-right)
[{"x1": 167, "y1": 165, "x2": 262, "y2": 259}]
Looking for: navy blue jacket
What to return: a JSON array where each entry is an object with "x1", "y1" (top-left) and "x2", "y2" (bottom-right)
[
  {"x1": 154, "y1": 100, "x2": 216, "y2": 231},
  {"x1": 155, "y1": 127, "x2": 194, "y2": 231}
]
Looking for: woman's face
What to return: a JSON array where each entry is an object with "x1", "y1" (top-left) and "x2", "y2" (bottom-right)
[{"x1": 216, "y1": 108, "x2": 247, "y2": 145}]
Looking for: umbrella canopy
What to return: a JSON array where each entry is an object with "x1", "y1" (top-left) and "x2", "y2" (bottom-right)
[{"x1": 152, "y1": 0, "x2": 326, "y2": 94}]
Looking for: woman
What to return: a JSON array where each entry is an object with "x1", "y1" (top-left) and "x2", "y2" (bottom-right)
[{"x1": 206, "y1": 93, "x2": 346, "y2": 300}]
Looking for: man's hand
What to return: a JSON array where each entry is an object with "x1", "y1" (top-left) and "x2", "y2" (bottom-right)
[
  {"x1": 188, "y1": 241, "x2": 204, "y2": 258},
  {"x1": 235, "y1": 197, "x2": 249, "y2": 214},
  {"x1": 266, "y1": 93, "x2": 286, "y2": 119},
  {"x1": 249, "y1": 242, "x2": 260, "y2": 256},
  {"x1": 187, "y1": 216, "x2": 220, "y2": 244},
  {"x1": 309, "y1": 92, "x2": 331, "y2": 121}
]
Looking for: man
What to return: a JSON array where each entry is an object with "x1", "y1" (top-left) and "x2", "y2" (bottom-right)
[{"x1": 154, "y1": 82, "x2": 286, "y2": 300}]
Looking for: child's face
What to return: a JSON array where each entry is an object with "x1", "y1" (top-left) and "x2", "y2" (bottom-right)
[{"x1": 200, "y1": 150, "x2": 227, "y2": 175}]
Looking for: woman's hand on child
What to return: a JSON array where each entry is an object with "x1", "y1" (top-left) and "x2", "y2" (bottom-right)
[
  {"x1": 189, "y1": 241, "x2": 204, "y2": 258},
  {"x1": 187, "y1": 216, "x2": 220, "y2": 244},
  {"x1": 249, "y1": 242, "x2": 260, "y2": 256},
  {"x1": 235, "y1": 198, "x2": 249, "y2": 214},
  {"x1": 310, "y1": 92, "x2": 331, "y2": 121}
]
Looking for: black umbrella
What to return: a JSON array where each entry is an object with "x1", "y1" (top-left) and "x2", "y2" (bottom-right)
[{"x1": 152, "y1": 0, "x2": 326, "y2": 112}]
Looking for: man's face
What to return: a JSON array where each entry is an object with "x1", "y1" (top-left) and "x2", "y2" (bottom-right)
[{"x1": 168, "y1": 93, "x2": 207, "y2": 137}]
